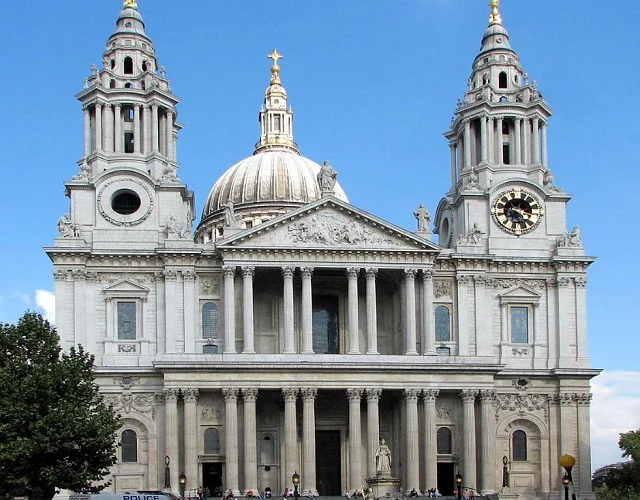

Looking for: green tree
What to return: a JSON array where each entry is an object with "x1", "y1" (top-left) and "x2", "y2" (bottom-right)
[
  {"x1": 0, "y1": 312, "x2": 120, "y2": 500},
  {"x1": 598, "y1": 428, "x2": 640, "y2": 500}
]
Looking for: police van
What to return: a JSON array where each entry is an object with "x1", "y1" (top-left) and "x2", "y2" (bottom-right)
[{"x1": 69, "y1": 492, "x2": 179, "y2": 500}]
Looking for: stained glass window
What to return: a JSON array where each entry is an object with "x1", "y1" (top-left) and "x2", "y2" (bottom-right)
[
  {"x1": 511, "y1": 307, "x2": 529, "y2": 343},
  {"x1": 204, "y1": 428, "x2": 221, "y2": 454},
  {"x1": 437, "y1": 427, "x2": 452, "y2": 454},
  {"x1": 117, "y1": 302, "x2": 136, "y2": 340},
  {"x1": 435, "y1": 306, "x2": 451, "y2": 342},
  {"x1": 202, "y1": 302, "x2": 219, "y2": 339},
  {"x1": 121, "y1": 429, "x2": 137, "y2": 462},
  {"x1": 513, "y1": 430, "x2": 527, "y2": 461}
]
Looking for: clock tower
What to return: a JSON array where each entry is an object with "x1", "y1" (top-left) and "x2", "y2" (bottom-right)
[{"x1": 434, "y1": 0, "x2": 578, "y2": 259}]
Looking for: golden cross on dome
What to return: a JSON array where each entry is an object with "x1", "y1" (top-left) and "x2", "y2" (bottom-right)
[
  {"x1": 124, "y1": 0, "x2": 138, "y2": 9},
  {"x1": 267, "y1": 49, "x2": 284, "y2": 84},
  {"x1": 489, "y1": 0, "x2": 502, "y2": 24}
]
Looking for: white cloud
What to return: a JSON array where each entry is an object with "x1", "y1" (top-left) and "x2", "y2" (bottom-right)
[
  {"x1": 35, "y1": 289, "x2": 56, "y2": 324},
  {"x1": 591, "y1": 370, "x2": 640, "y2": 470}
]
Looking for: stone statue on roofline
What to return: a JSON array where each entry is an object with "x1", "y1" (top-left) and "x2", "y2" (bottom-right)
[
  {"x1": 413, "y1": 204, "x2": 431, "y2": 232},
  {"x1": 317, "y1": 160, "x2": 337, "y2": 194}
]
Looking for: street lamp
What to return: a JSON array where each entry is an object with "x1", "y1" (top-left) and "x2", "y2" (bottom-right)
[
  {"x1": 165, "y1": 456, "x2": 171, "y2": 489},
  {"x1": 179, "y1": 472, "x2": 187, "y2": 500},
  {"x1": 559, "y1": 454, "x2": 576, "y2": 500},
  {"x1": 455, "y1": 473, "x2": 463, "y2": 500},
  {"x1": 292, "y1": 471, "x2": 300, "y2": 500},
  {"x1": 562, "y1": 474, "x2": 570, "y2": 500}
]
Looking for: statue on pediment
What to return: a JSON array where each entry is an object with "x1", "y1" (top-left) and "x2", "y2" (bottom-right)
[
  {"x1": 317, "y1": 161, "x2": 337, "y2": 192},
  {"x1": 413, "y1": 204, "x2": 431, "y2": 232}
]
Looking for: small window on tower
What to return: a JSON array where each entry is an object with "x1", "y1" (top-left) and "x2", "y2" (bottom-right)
[
  {"x1": 109, "y1": 79, "x2": 116, "y2": 89},
  {"x1": 124, "y1": 133, "x2": 135, "y2": 153},
  {"x1": 124, "y1": 57, "x2": 133, "y2": 75},
  {"x1": 110, "y1": 59, "x2": 116, "y2": 70},
  {"x1": 499, "y1": 71, "x2": 508, "y2": 89},
  {"x1": 502, "y1": 121, "x2": 509, "y2": 135},
  {"x1": 503, "y1": 144, "x2": 511, "y2": 164},
  {"x1": 124, "y1": 82, "x2": 133, "y2": 89},
  {"x1": 124, "y1": 107, "x2": 134, "y2": 122},
  {"x1": 142, "y1": 61, "x2": 148, "y2": 72},
  {"x1": 274, "y1": 114, "x2": 281, "y2": 132}
]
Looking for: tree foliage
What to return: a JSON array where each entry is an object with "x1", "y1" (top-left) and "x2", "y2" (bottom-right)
[
  {"x1": 598, "y1": 428, "x2": 640, "y2": 500},
  {"x1": 0, "y1": 312, "x2": 120, "y2": 500}
]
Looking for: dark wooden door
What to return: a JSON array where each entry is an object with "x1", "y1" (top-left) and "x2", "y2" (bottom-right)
[
  {"x1": 437, "y1": 463, "x2": 454, "y2": 495},
  {"x1": 315, "y1": 430, "x2": 341, "y2": 496},
  {"x1": 203, "y1": 462, "x2": 223, "y2": 496}
]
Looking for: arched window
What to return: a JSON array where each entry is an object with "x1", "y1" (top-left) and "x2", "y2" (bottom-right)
[
  {"x1": 110, "y1": 59, "x2": 116, "y2": 70},
  {"x1": 312, "y1": 295, "x2": 339, "y2": 354},
  {"x1": 202, "y1": 302, "x2": 219, "y2": 339},
  {"x1": 124, "y1": 82, "x2": 133, "y2": 89},
  {"x1": 437, "y1": 427, "x2": 452, "y2": 454},
  {"x1": 124, "y1": 57, "x2": 134, "y2": 75},
  {"x1": 109, "y1": 79, "x2": 116, "y2": 89},
  {"x1": 142, "y1": 61, "x2": 148, "y2": 72},
  {"x1": 499, "y1": 71, "x2": 508, "y2": 89},
  {"x1": 204, "y1": 428, "x2": 221, "y2": 454},
  {"x1": 512, "y1": 430, "x2": 527, "y2": 461},
  {"x1": 121, "y1": 429, "x2": 137, "y2": 462},
  {"x1": 435, "y1": 306, "x2": 451, "y2": 342}
]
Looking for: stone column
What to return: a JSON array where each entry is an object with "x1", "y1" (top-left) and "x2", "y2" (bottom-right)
[
  {"x1": 365, "y1": 268, "x2": 379, "y2": 354},
  {"x1": 404, "y1": 269, "x2": 418, "y2": 355},
  {"x1": 242, "y1": 266, "x2": 256, "y2": 354},
  {"x1": 404, "y1": 389, "x2": 420, "y2": 493},
  {"x1": 83, "y1": 105, "x2": 91, "y2": 155},
  {"x1": 456, "y1": 275, "x2": 470, "y2": 356},
  {"x1": 532, "y1": 116, "x2": 540, "y2": 164},
  {"x1": 450, "y1": 142, "x2": 458, "y2": 186},
  {"x1": 514, "y1": 117, "x2": 522, "y2": 164},
  {"x1": 478, "y1": 390, "x2": 495, "y2": 493},
  {"x1": 487, "y1": 117, "x2": 495, "y2": 164},
  {"x1": 301, "y1": 267, "x2": 314, "y2": 354},
  {"x1": 223, "y1": 388, "x2": 240, "y2": 495},
  {"x1": 104, "y1": 103, "x2": 113, "y2": 152},
  {"x1": 576, "y1": 394, "x2": 593, "y2": 495},
  {"x1": 114, "y1": 103, "x2": 122, "y2": 153},
  {"x1": 347, "y1": 267, "x2": 360, "y2": 354},
  {"x1": 223, "y1": 266, "x2": 236, "y2": 353},
  {"x1": 183, "y1": 271, "x2": 196, "y2": 353},
  {"x1": 460, "y1": 390, "x2": 478, "y2": 489},
  {"x1": 496, "y1": 116, "x2": 504, "y2": 164},
  {"x1": 243, "y1": 388, "x2": 259, "y2": 494},
  {"x1": 164, "y1": 388, "x2": 180, "y2": 494},
  {"x1": 557, "y1": 277, "x2": 572, "y2": 360},
  {"x1": 463, "y1": 119, "x2": 471, "y2": 169},
  {"x1": 166, "y1": 109, "x2": 174, "y2": 160},
  {"x1": 366, "y1": 389, "x2": 382, "y2": 479},
  {"x1": 151, "y1": 102, "x2": 159, "y2": 153},
  {"x1": 480, "y1": 115, "x2": 487, "y2": 163},
  {"x1": 347, "y1": 389, "x2": 363, "y2": 490},
  {"x1": 133, "y1": 104, "x2": 141, "y2": 153},
  {"x1": 142, "y1": 104, "x2": 150, "y2": 154},
  {"x1": 541, "y1": 122, "x2": 548, "y2": 169},
  {"x1": 183, "y1": 388, "x2": 199, "y2": 489},
  {"x1": 575, "y1": 277, "x2": 588, "y2": 362},
  {"x1": 302, "y1": 388, "x2": 318, "y2": 495},
  {"x1": 422, "y1": 270, "x2": 435, "y2": 355},
  {"x1": 283, "y1": 266, "x2": 296, "y2": 353},
  {"x1": 523, "y1": 118, "x2": 531, "y2": 165},
  {"x1": 95, "y1": 101, "x2": 103, "y2": 151},
  {"x1": 283, "y1": 388, "x2": 299, "y2": 485},
  {"x1": 164, "y1": 270, "x2": 177, "y2": 354},
  {"x1": 423, "y1": 389, "x2": 439, "y2": 491}
]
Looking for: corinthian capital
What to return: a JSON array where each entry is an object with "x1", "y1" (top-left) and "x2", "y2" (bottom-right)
[
  {"x1": 366, "y1": 388, "x2": 382, "y2": 401},
  {"x1": 182, "y1": 388, "x2": 199, "y2": 402},
  {"x1": 242, "y1": 388, "x2": 259, "y2": 402},
  {"x1": 460, "y1": 389, "x2": 478, "y2": 403},
  {"x1": 423, "y1": 389, "x2": 440, "y2": 402},
  {"x1": 404, "y1": 389, "x2": 421, "y2": 402},
  {"x1": 346, "y1": 388, "x2": 364, "y2": 402},
  {"x1": 301, "y1": 388, "x2": 318, "y2": 402},
  {"x1": 282, "y1": 387, "x2": 298, "y2": 402},
  {"x1": 222, "y1": 388, "x2": 239, "y2": 402},
  {"x1": 163, "y1": 388, "x2": 180, "y2": 402}
]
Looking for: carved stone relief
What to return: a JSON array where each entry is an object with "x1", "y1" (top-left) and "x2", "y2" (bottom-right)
[
  {"x1": 434, "y1": 281, "x2": 451, "y2": 298},
  {"x1": 103, "y1": 391, "x2": 157, "y2": 420},
  {"x1": 200, "y1": 276, "x2": 220, "y2": 295},
  {"x1": 494, "y1": 393, "x2": 549, "y2": 422}
]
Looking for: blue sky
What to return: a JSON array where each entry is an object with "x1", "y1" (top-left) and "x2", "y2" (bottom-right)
[{"x1": 1, "y1": 1, "x2": 639, "y2": 471}]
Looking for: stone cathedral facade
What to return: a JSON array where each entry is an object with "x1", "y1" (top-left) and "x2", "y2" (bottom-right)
[{"x1": 46, "y1": 1, "x2": 598, "y2": 499}]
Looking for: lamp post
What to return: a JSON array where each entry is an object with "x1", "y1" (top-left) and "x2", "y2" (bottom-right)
[
  {"x1": 179, "y1": 472, "x2": 187, "y2": 500},
  {"x1": 562, "y1": 474, "x2": 570, "y2": 500},
  {"x1": 455, "y1": 473, "x2": 463, "y2": 500},
  {"x1": 559, "y1": 454, "x2": 577, "y2": 500},
  {"x1": 165, "y1": 456, "x2": 171, "y2": 490},
  {"x1": 292, "y1": 471, "x2": 300, "y2": 500}
]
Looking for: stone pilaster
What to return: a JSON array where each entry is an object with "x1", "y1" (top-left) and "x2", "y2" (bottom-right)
[
  {"x1": 223, "y1": 266, "x2": 236, "y2": 353},
  {"x1": 95, "y1": 101, "x2": 103, "y2": 151},
  {"x1": 163, "y1": 388, "x2": 180, "y2": 494},
  {"x1": 133, "y1": 104, "x2": 141, "y2": 153},
  {"x1": 456, "y1": 275, "x2": 470, "y2": 355},
  {"x1": 347, "y1": 267, "x2": 360, "y2": 354},
  {"x1": 463, "y1": 119, "x2": 471, "y2": 169},
  {"x1": 347, "y1": 388, "x2": 363, "y2": 489},
  {"x1": 423, "y1": 389, "x2": 439, "y2": 491},
  {"x1": 404, "y1": 269, "x2": 418, "y2": 355},
  {"x1": 151, "y1": 102, "x2": 159, "y2": 152},
  {"x1": 460, "y1": 390, "x2": 478, "y2": 489},
  {"x1": 301, "y1": 267, "x2": 314, "y2": 354},
  {"x1": 478, "y1": 390, "x2": 495, "y2": 493},
  {"x1": 242, "y1": 266, "x2": 255, "y2": 354},
  {"x1": 404, "y1": 389, "x2": 420, "y2": 492},
  {"x1": 302, "y1": 388, "x2": 318, "y2": 495},
  {"x1": 514, "y1": 117, "x2": 522, "y2": 164},
  {"x1": 183, "y1": 388, "x2": 199, "y2": 488},
  {"x1": 576, "y1": 393, "x2": 593, "y2": 495},
  {"x1": 366, "y1": 388, "x2": 382, "y2": 479},
  {"x1": 365, "y1": 268, "x2": 379, "y2": 354},
  {"x1": 496, "y1": 115, "x2": 504, "y2": 164},
  {"x1": 283, "y1": 388, "x2": 299, "y2": 484},
  {"x1": 243, "y1": 388, "x2": 259, "y2": 494},
  {"x1": 223, "y1": 388, "x2": 240, "y2": 495},
  {"x1": 282, "y1": 267, "x2": 295, "y2": 353}
]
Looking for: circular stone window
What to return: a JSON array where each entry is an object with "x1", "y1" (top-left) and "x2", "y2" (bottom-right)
[
  {"x1": 98, "y1": 177, "x2": 154, "y2": 226},
  {"x1": 112, "y1": 190, "x2": 141, "y2": 215}
]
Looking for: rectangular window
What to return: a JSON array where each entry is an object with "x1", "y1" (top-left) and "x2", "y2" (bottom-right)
[
  {"x1": 503, "y1": 144, "x2": 511, "y2": 164},
  {"x1": 511, "y1": 307, "x2": 528, "y2": 343},
  {"x1": 274, "y1": 114, "x2": 281, "y2": 131},
  {"x1": 117, "y1": 301, "x2": 137, "y2": 340},
  {"x1": 312, "y1": 295, "x2": 339, "y2": 354}
]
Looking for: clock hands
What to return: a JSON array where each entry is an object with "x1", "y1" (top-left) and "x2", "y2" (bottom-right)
[{"x1": 506, "y1": 206, "x2": 526, "y2": 223}]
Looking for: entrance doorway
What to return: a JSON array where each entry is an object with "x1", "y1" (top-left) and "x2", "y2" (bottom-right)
[
  {"x1": 437, "y1": 463, "x2": 454, "y2": 495},
  {"x1": 203, "y1": 463, "x2": 223, "y2": 497},
  {"x1": 315, "y1": 430, "x2": 341, "y2": 496}
]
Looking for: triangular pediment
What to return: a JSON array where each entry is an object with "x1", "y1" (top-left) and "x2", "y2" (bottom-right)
[
  {"x1": 103, "y1": 279, "x2": 150, "y2": 294},
  {"x1": 498, "y1": 285, "x2": 541, "y2": 300},
  {"x1": 217, "y1": 197, "x2": 441, "y2": 252}
]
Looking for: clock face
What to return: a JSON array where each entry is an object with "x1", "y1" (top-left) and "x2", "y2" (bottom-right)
[{"x1": 491, "y1": 188, "x2": 544, "y2": 235}]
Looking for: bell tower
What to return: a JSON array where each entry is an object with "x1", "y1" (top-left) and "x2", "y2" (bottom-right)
[
  {"x1": 434, "y1": 0, "x2": 578, "y2": 258},
  {"x1": 64, "y1": 0, "x2": 194, "y2": 249}
]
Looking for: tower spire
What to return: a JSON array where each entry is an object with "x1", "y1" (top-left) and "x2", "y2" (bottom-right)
[
  {"x1": 488, "y1": 0, "x2": 502, "y2": 25},
  {"x1": 124, "y1": 0, "x2": 138, "y2": 9},
  {"x1": 267, "y1": 49, "x2": 283, "y2": 85}
]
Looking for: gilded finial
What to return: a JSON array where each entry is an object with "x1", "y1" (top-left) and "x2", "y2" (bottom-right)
[
  {"x1": 489, "y1": 0, "x2": 502, "y2": 24},
  {"x1": 267, "y1": 49, "x2": 283, "y2": 85},
  {"x1": 124, "y1": 0, "x2": 138, "y2": 9}
]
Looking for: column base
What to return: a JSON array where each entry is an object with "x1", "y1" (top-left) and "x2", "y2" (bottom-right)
[
  {"x1": 242, "y1": 349, "x2": 256, "y2": 354},
  {"x1": 283, "y1": 349, "x2": 296, "y2": 354},
  {"x1": 366, "y1": 349, "x2": 379, "y2": 355},
  {"x1": 348, "y1": 349, "x2": 362, "y2": 354},
  {"x1": 405, "y1": 350, "x2": 419, "y2": 356}
]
